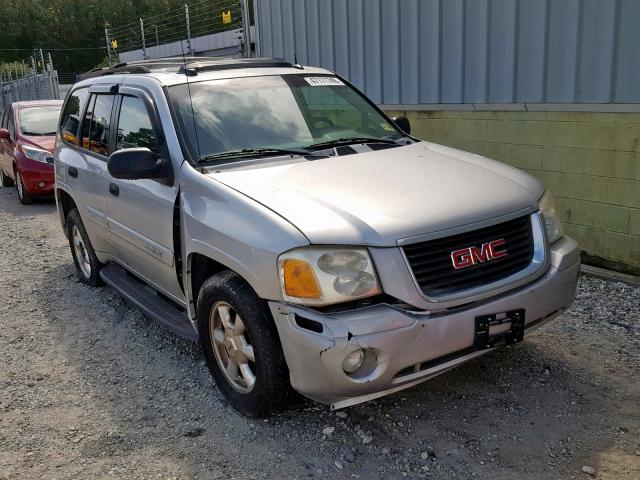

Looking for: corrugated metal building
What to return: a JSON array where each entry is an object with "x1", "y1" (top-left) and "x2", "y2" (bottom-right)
[
  {"x1": 255, "y1": 0, "x2": 640, "y2": 106},
  {"x1": 255, "y1": 0, "x2": 640, "y2": 274}
]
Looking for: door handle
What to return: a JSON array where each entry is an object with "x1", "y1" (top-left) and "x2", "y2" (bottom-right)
[
  {"x1": 109, "y1": 183, "x2": 119, "y2": 197},
  {"x1": 68, "y1": 166, "x2": 78, "y2": 178}
]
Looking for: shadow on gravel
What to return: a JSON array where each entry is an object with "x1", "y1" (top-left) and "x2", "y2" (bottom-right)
[
  {"x1": 0, "y1": 186, "x2": 56, "y2": 216},
  {"x1": 36, "y1": 259, "x2": 633, "y2": 479}
]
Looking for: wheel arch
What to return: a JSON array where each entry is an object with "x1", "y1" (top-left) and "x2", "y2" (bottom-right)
[
  {"x1": 187, "y1": 252, "x2": 236, "y2": 319},
  {"x1": 186, "y1": 252, "x2": 271, "y2": 321},
  {"x1": 55, "y1": 188, "x2": 78, "y2": 236}
]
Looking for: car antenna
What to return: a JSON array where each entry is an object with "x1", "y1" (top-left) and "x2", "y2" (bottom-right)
[
  {"x1": 180, "y1": 40, "x2": 204, "y2": 173},
  {"x1": 292, "y1": 50, "x2": 303, "y2": 69}
]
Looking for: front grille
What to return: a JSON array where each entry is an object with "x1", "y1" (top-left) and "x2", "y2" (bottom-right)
[{"x1": 403, "y1": 215, "x2": 534, "y2": 297}]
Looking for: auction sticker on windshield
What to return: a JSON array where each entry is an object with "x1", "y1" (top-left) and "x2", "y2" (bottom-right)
[{"x1": 304, "y1": 77, "x2": 345, "y2": 87}]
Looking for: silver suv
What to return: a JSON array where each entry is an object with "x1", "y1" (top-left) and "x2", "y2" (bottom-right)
[{"x1": 55, "y1": 57, "x2": 580, "y2": 416}]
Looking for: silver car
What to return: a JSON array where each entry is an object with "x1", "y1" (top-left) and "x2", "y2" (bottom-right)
[{"x1": 54, "y1": 58, "x2": 580, "y2": 417}]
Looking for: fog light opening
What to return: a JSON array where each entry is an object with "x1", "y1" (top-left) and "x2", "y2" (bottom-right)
[{"x1": 342, "y1": 349, "x2": 365, "y2": 374}]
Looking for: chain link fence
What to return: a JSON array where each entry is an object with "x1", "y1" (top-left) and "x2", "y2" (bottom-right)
[{"x1": 0, "y1": 55, "x2": 60, "y2": 110}]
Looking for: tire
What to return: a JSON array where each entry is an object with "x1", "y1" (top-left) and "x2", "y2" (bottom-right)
[
  {"x1": 67, "y1": 208, "x2": 103, "y2": 286},
  {"x1": 15, "y1": 169, "x2": 33, "y2": 205},
  {"x1": 0, "y1": 167, "x2": 13, "y2": 187},
  {"x1": 197, "y1": 271, "x2": 294, "y2": 417}
]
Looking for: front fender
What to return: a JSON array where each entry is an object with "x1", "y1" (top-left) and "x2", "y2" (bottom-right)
[{"x1": 179, "y1": 163, "x2": 309, "y2": 317}]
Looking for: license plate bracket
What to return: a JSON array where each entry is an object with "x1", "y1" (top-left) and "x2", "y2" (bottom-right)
[{"x1": 474, "y1": 309, "x2": 525, "y2": 350}]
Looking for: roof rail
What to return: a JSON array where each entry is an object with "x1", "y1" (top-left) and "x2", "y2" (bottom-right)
[
  {"x1": 76, "y1": 65, "x2": 152, "y2": 81},
  {"x1": 178, "y1": 58, "x2": 294, "y2": 75},
  {"x1": 77, "y1": 57, "x2": 295, "y2": 81}
]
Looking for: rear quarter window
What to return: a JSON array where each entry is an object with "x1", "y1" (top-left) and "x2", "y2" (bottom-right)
[{"x1": 59, "y1": 87, "x2": 89, "y2": 145}]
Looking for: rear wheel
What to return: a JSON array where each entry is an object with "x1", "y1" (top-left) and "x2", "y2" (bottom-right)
[
  {"x1": 0, "y1": 167, "x2": 13, "y2": 187},
  {"x1": 67, "y1": 208, "x2": 103, "y2": 286},
  {"x1": 15, "y1": 169, "x2": 33, "y2": 204},
  {"x1": 197, "y1": 271, "x2": 293, "y2": 417}
]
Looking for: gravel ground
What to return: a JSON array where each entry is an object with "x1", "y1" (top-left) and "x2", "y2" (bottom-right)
[{"x1": 0, "y1": 185, "x2": 639, "y2": 480}]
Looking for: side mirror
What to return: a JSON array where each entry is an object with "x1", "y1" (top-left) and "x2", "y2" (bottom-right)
[
  {"x1": 108, "y1": 148, "x2": 170, "y2": 181},
  {"x1": 0, "y1": 128, "x2": 10, "y2": 140},
  {"x1": 392, "y1": 116, "x2": 411, "y2": 135}
]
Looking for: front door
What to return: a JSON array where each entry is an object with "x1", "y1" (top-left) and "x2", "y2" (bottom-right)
[
  {"x1": 0, "y1": 107, "x2": 9, "y2": 177},
  {"x1": 105, "y1": 90, "x2": 183, "y2": 302},
  {"x1": 0, "y1": 107, "x2": 16, "y2": 179},
  {"x1": 67, "y1": 88, "x2": 114, "y2": 255}
]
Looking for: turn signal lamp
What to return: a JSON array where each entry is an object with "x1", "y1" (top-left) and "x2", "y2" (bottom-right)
[{"x1": 282, "y1": 258, "x2": 322, "y2": 299}]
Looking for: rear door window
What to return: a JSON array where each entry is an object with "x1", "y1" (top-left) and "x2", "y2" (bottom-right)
[
  {"x1": 60, "y1": 88, "x2": 88, "y2": 145},
  {"x1": 115, "y1": 95, "x2": 161, "y2": 155},
  {"x1": 80, "y1": 94, "x2": 115, "y2": 157}
]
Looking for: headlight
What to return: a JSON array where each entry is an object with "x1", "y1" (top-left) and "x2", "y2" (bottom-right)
[
  {"x1": 21, "y1": 145, "x2": 53, "y2": 164},
  {"x1": 538, "y1": 191, "x2": 564, "y2": 244},
  {"x1": 278, "y1": 247, "x2": 381, "y2": 306}
]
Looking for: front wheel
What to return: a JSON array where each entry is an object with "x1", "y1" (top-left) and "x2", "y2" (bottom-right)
[
  {"x1": 15, "y1": 169, "x2": 33, "y2": 204},
  {"x1": 67, "y1": 208, "x2": 103, "y2": 286},
  {"x1": 197, "y1": 271, "x2": 293, "y2": 417}
]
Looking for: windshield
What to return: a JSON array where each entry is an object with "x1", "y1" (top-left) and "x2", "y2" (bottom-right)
[
  {"x1": 168, "y1": 75, "x2": 403, "y2": 162},
  {"x1": 19, "y1": 105, "x2": 62, "y2": 136}
]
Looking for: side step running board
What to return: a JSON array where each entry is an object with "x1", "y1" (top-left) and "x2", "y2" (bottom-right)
[{"x1": 100, "y1": 263, "x2": 199, "y2": 342}]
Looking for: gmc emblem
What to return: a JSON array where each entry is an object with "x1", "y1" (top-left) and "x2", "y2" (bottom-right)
[{"x1": 451, "y1": 238, "x2": 508, "y2": 270}]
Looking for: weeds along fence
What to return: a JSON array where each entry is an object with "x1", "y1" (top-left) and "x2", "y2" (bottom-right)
[
  {"x1": 0, "y1": 59, "x2": 61, "y2": 110},
  {"x1": 106, "y1": 0, "x2": 253, "y2": 63}
]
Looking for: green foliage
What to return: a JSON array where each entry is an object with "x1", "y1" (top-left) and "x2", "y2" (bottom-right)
[{"x1": 0, "y1": 61, "x2": 32, "y2": 78}]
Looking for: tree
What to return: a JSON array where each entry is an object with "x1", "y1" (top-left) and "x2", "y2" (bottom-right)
[{"x1": 0, "y1": 0, "x2": 193, "y2": 75}]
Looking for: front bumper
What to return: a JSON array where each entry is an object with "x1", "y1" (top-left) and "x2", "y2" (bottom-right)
[
  {"x1": 269, "y1": 236, "x2": 580, "y2": 409},
  {"x1": 19, "y1": 159, "x2": 55, "y2": 196}
]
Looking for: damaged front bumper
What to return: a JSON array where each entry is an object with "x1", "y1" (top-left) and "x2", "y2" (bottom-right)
[{"x1": 269, "y1": 236, "x2": 581, "y2": 409}]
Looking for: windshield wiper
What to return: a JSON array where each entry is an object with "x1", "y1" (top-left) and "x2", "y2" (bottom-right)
[
  {"x1": 308, "y1": 137, "x2": 401, "y2": 150},
  {"x1": 198, "y1": 147, "x2": 326, "y2": 163},
  {"x1": 22, "y1": 131, "x2": 51, "y2": 136}
]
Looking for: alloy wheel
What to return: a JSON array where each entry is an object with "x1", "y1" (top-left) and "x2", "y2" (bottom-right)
[
  {"x1": 72, "y1": 225, "x2": 92, "y2": 279},
  {"x1": 209, "y1": 301, "x2": 257, "y2": 393},
  {"x1": 15, "y1": 170, "x2": 23, "y2": 199}
]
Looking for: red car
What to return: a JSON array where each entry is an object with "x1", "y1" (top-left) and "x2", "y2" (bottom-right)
[{"x1": 0, "y1": 100, "x2": 63, "y2": 204}]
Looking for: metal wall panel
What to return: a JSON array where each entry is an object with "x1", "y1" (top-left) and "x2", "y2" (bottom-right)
[
  {"x1": 464, "y1": 0, "x2": 488, "y2": 103},
  {"x1": 614, "y1": 0, "x2": 640, "y2": 102},
  {"x1": 488, "y1": 0, "x2": 518, "y2": 103},
  {"x1": 440, "y1": 0, "x2": 464, "y2": 103},
  {"x1": 419, "y1": 0, "x2": 441, "y2": 103},
  {"x1": 516, "y1": 0, "x2": 546, "y2": 102},
  {"x1": 255, "y1": 0, "x2": 639, "y2": 104}
]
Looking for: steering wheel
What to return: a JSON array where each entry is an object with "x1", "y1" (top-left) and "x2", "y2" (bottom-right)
[{"x1": 312, "y1": 117, "x2": 335, "y2": 130}]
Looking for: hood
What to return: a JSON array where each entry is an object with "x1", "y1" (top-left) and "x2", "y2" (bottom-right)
[
  {"x1": 20, "y1": 134, "x2": 56, "y2": 154},
  {"x1": 208, "y1": 142, "x2": 544, "y2": 246}
]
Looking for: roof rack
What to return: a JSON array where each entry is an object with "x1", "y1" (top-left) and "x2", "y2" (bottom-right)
[
  {"x1": 77, "y1": 57, "x2": 296, "y2": 81},
  {"x1": 179, "y1": 58, "x2": 295, "y2": 76}
]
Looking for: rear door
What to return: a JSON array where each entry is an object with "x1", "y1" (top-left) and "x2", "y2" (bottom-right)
[{"x1": 105, "y1": 87, "x2": 183, "y2": 302}]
